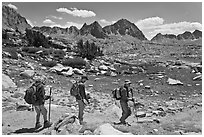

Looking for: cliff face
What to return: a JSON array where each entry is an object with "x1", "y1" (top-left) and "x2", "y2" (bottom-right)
[{"x1": 2, "y1": 5, "x2": 31, "y2": 33}]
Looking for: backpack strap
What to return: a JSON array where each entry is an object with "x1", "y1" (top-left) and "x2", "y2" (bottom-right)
[
  {"x1": 32, "y1": 85, "x2": 36, "y2": 93},
  {"x1": 129, "y1": 88, "x2": 133, "y2": 98}
]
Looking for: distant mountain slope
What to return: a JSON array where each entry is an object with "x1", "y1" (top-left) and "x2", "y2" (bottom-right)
[
  {"x1": 151, "y1": 33, "x2": 177, "y2": 42},
  {"x1": 2, "y1": 5, "x2": 31, "y2": 33},
  {"x1": 33, "y1": 26, "x2": 79, "y2": 36},
  {"x1": 103, "y1": 19, "x2": 147, "y2": 41},
  {"x1": 177, "y1": 31, "x2": 195, "y2": 40},
  {"x1": 192, "y1": 30, "x2": 202, "y2": 39},
  {"x1": 151, "y1": 30, "x2": 202, "y2": 42}
]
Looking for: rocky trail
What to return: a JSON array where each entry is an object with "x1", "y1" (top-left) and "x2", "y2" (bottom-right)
[{"x1": 2, "y1": 49, "x2": 202, "y2": 135}]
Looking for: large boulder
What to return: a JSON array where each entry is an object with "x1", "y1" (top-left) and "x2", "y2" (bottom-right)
[
  {"x1": 50, "y1": 64, "x2": 71, "y2": 72},
  {"x1": 193, "y1": 75, "x2": 202, "y2": 81},
  {"x1": 94, "y1": 123, "x2": 133, "y2": 135},
  {"x1": 62, "y1": 67, "x2": 74, "y2": 77},
  {"x1": 73, "y1": 68, "x2": 84, "y2": 75},
  {"x1": 20, "y1": 70, "x2": 35, "y2": 78},
  {"x1": 167, "y1": 78, "x2": 183, "y2": 85},
  {"x1": 104, "y1": 104, "x2": 122, "y2": 118},
  {"x1": 2, "y1": 74, "x2": 17, "y2": 91},
  {"x1": 98, "y1": 65, "x2": 109, "y2": 71},
  {"x1": 135, "y1": 111, "x2": 146, "y2": 118}
]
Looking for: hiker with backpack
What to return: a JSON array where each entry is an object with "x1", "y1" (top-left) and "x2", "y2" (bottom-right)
[
  {"x1": 70, "y1": 75, "x2": 90, "y2": 125},
  {"x1": 113, "y1": 79, "x2": 134, "y2": 126},
  {"x1": 24, "y1": 77, "x2": 52, "y2": 129}
]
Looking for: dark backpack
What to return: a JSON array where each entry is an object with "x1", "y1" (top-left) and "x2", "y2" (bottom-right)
[
  {"x1": 112, "y1": 87, "x2": 122, "y2": 100},
  {"x1": 70, "y1": 82, "x2": 80, "y2": 97},
  {"x1": 24, "y1": 85, "x2": 37, "y2": 104}
]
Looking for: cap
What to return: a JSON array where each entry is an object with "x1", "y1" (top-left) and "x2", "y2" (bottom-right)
[
  {"x1": 125, "y1": 79, "x2": 131, "y2": 84},
  {"x1": 81, "y1": 75, "x2": 88, "y2": 80}
]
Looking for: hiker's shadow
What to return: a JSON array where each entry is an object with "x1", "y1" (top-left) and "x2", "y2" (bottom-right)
[{"x1": 12, "y1": 127, "x2": 45, "y2": 134}]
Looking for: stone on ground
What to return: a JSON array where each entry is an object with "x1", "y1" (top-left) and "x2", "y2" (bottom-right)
[{"x1": 2, "y1": 74, "x2": 17, "y2": 91}]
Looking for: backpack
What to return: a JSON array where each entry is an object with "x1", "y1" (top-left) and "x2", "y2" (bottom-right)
[
  {"x1": 112, "y1": 87, "x2": 122, "y2": 100},
  {"x1": 70, "y1": 82, "x2": 80, "y2": 97},
  {"x1": 24, "y1": 85, "x2": 37, "y2": 104}
]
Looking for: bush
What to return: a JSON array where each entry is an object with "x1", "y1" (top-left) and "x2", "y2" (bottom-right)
[
  {"x1": 62, "y1": 57, "x2": 86, "y2": 68},
  {"x1": 2, "y1": 30, "x2": 8, "y2": 39},
  {"x1": 42, "y1": 49, "x2": 52, "y2": 56},
  {"x1": 51, "y1": 42, "x2": 66, "y2": 49},
  {"x1": 21, "y1": 47, "x2": 41, "y2": 54},
  {"x1": 42, "y1": 60, "x2": 57, "y2": 67},
  {"x1": 21, "y1": 47, "x2": 30, "y2": 52},
  {"x1": 76, "y1": 39, "x2": 103, "y2": 60},
  {"x1": 5, "y1": 48, "x2": 19, "y2": 60},
  {"x1": 53, "y1": 50, "x2": 66, "y2": 59},
  {"x1": 25, "y1": 28, "x2": 50, "y2": 48}
]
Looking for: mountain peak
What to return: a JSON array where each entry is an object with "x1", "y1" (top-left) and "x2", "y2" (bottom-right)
[
  {"x1": 80, "y1": 21, "x2": 107, "y2": 39},
  {"x1": 81, "y1": 23, "x2": 87, "y2": 28},
  {"x1": 93, "y1": 21, "x2": 99, "y2": 24},
  {"x1": 193, "y1": 30, "x2": 202, "y2": 39},
  {"x1": 103, "y1": 18, "x2": 147, "y2": 40}
]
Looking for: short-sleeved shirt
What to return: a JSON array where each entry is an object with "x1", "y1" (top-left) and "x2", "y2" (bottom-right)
[
  {"x1": 75, "y1": 81, "x2": 87, "y2": 100},
  {"x1": 120, "y1": 86, "x2": 133, "y2": 102}
]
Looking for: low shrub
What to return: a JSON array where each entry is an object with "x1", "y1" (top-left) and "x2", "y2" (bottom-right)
[
  {"x1": 21, "y1": 47, "x2": 41, "y2": 54},
  {"x1": 53, "y1": 50, "x2": 66, "y2": 59},
  {"x1": 5, "y1": 48, "x2": 19, "y2": 60},
  {"x1": 42, "y1": 60, "x2": 57, "y2": 67},
  {"x1": 62, "y1": 57, "x2": 86, "y2": 68},
  {"x1": 27, "y1": 47, "x2": 41, "y2": 54},
  {"x1": 41, "y1": 49, "x2": 52, "y2": 56},
  {"x1": 21, "y1": 47, "x2": 30, "y2": 52}
]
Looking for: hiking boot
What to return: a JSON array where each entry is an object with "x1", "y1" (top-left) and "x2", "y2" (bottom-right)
[
  {"x1": 44, "y1": 121, "x2": 52, "y2": 128},
  {"x1": 35, "y1": 122, "x2": 42, "y2": 129},
  {"x1": 113, "y1": 122, "x2": 126, "y2": 125},
  {"x1": 114, "y1": 121, "x2": 131, "y2": 126},
  {"x1": 79, "y1": 121, "x2": 86, "y2": 125},
  {"x1": 124, "y1": 122, "x2": 131, "y2": 126}
]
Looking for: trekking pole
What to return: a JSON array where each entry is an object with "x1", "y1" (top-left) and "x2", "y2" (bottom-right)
[{"x1": 48, "y1": 86, "x2": 52, "y2": 122}]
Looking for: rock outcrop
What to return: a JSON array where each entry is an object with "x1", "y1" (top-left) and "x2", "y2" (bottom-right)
[
  {"x1": 2, "y1": 74, "x2": 17, "y2": 91},
  {"x1": 2, "y1": 5, "x2": 31, "y2": 33}
]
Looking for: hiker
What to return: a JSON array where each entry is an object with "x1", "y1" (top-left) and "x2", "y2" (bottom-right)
[
  {"x1": 72, "y1": 75, "x2": 90, "y2": 125},
  {"x1": 32, "y1": 78, "x2": 53, "y2": 129},
  {"x1": 115, "y1": 79, "x2": 134, "y2": 126}
]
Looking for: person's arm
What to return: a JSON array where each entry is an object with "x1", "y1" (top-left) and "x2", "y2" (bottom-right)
[
  {"x1": 78, "y1": 84, "x2": 89, "y2": 104},
  {"x1": 128, "y1": 88, "x2": 134, "y2": 101}
]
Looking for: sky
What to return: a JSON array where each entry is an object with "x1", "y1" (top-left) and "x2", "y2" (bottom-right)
[{"x1": 2, "y1": 1, "x2": 202, "y2": 40}]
